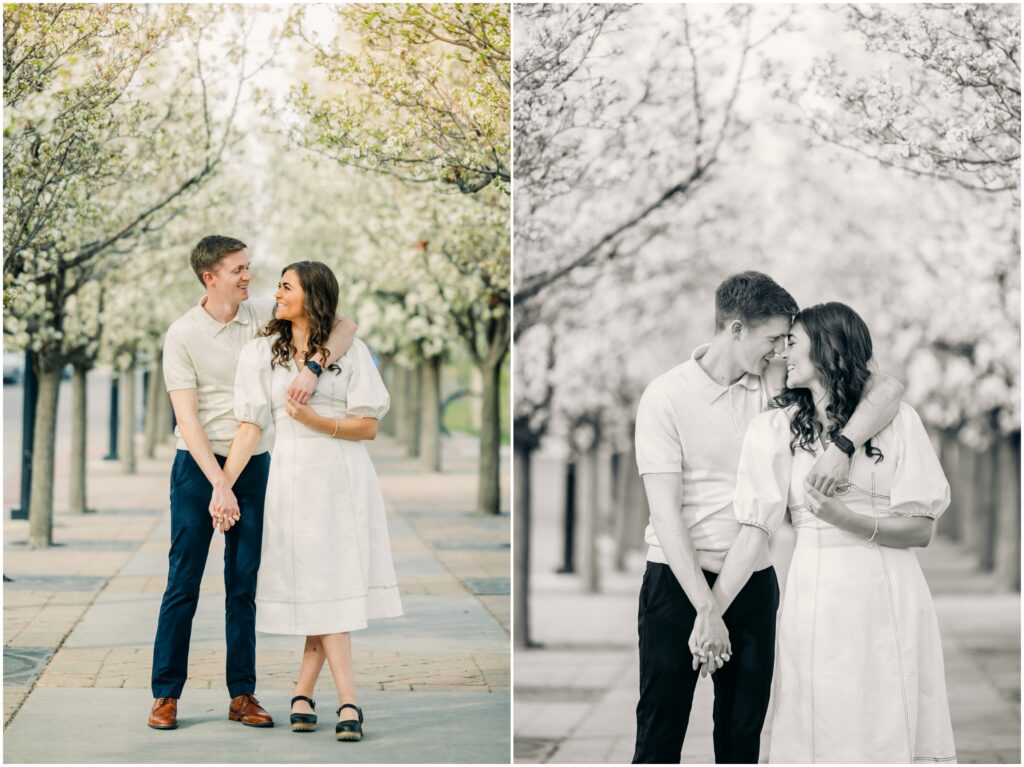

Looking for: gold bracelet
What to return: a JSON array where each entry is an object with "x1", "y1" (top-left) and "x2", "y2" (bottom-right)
[{"x1": 331, "y1": 418, "x2": 340, "y2": 438}]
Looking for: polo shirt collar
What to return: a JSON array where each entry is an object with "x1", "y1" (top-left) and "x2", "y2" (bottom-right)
[
  {"x1": 690, "y1": 343, "x2": 761, "y2": 404},
  {"x1": 195, "y1": 296, "x2": 250, "y2": 337}
]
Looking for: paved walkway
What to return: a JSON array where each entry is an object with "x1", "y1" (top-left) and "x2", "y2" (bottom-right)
[
  {"x1": 514, "y1": 459, "x2": 1020, "y2": 764},
  {"x1": 4, "y1": 434, "x2": 510, "y2": 763}
]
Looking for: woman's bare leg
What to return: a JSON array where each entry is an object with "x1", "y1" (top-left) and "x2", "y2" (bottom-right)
[
  {"x1": 292, "y1": 636, "x2": 327, "y2": 715},
  {"x1": 320, "y1": 632, "x2": 358, "y2": 721}
]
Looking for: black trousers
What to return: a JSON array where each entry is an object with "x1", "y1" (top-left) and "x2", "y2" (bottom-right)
[
  {"x1": 633, "y1": 563, "x2": 780, "y2": 764},
  {"x1": 151, "y1": 450, "x2": 269, "y2": 699}
]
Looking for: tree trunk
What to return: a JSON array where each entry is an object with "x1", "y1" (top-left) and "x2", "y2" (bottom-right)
[
  {"x1": 936, "y1": 429, "x2": 959, "y2": 540},
  {"x1": 144, "y1": 354, "x2": 163, "y2": 458},
  {"x1": 469, "y1": 365, "x2": 483, "y2": 431},
  {"x1": 577, "y1": 444, "x2": 601, "y2": 593},
  {"x1": 380, "y1": 356, "x2": 396, "y2": 437},
  {"x1": 156, "y1": 371, "x2": 173, "y2": 442},
  {"x1": 956, "y1": 444, "x2": 979, "y2": 564},
  {"x1": 974, "y1": 442, "x2": 997, "y2": 571},
  {"x1": 419, "y1": 356, "x2": 442, "y2": 472},
  {"x1": 392, "y1": 365, "x2": 408, "y2": 444},
  {"x1": 612, "y1": 451, "x2": 630, "y2": 572},
  {"x1": 28, "y1": 366, "x2": 61, "y2": 547},
  {"x1": 513, "y1": 443, "x2": 532, "y2": 647},
  {"x1": 994, "y1": 434, "x2": 1020, "y2": 590},
  {"x1": 119, "y1": 366, "x2": 137, "y2": 475},
  {"x1": 476, "y1": 359, "x2": 502, "y2": 514},
  {"x1": 68, "y1": 365, "x2": 89, "y2": 514},
  {"x1": 404, "y1": 363, "x2": 421, "y2": 457}
]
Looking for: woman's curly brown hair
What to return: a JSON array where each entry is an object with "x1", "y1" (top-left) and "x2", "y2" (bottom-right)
[
  {"x1": 773, "y1": 302, "x2": 884, "y2": 462},
  {"x1": 260, "y1": 261, "x2": 340, "y2": 372}
]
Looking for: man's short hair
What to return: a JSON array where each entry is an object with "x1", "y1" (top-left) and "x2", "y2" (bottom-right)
[
  {"x1": 190, "y1": 235, "x2": 247, "y2": 286},
  {"x1": 715, "y1": 271, "x2": 798, "y2": 331}
]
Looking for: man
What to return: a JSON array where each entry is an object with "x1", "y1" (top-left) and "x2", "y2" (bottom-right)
[
  {"x1": 631, "y1": 271, "x2": 903, "y2": 763},
  {"x1": 148, "y1": 236, "x2": 357, "y2": 730}
]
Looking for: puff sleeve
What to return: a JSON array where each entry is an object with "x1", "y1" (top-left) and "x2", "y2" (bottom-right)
[
  {"x1": 888, "y1": 403, "x2": 950, "y2": 519},
  {"x1": 234, "y1": 338, "x2": 273, "y2": 431},
  {"x1": 733, "y1": 409, "x2": 793, "y2": 536},
  {"x1": 346, "y1": 340, "x2": 390, "y2": 419}
]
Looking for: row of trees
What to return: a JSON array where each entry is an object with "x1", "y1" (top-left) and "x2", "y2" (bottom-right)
[
  {"x1": 513, "y1": 4, "x2": 1020, "y2": 646},
  {"x1": 4, "y1": 3, "x2": 511, "y2": 547}
]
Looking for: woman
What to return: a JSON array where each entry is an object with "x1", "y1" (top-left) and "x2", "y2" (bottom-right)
[
  {"x1": 224, "y1": 260, "x2": 402, "y2": 741},
  {"x1": 733, "y1": 303, "x2": 956, "y2": 763}
]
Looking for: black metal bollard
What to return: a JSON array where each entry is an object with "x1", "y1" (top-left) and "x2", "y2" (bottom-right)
[
  {"x1": 12, "y1": 351, "x2": 37, "y2": 520},
  {"x1": 104, "y1": 376, "x2": 119, "y2": 460},
  {"x1": 557, "y1": 462, "x2": 577, "y2": 573}
]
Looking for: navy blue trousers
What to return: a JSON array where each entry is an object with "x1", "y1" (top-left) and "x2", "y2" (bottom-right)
[
  {"x1": 151, "y1": 450, "x2": 269, "y2": 699},
  {"x1": 633, "y1": 563, "x2": 780, "y2": 764}
]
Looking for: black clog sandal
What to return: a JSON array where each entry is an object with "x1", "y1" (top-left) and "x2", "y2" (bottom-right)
[
  {"x1": 335, "y1": 703, "x2": 363, "y2": 741},
  {"x1": 290, "y1": 695, "x2": 317, "y2": 732}
]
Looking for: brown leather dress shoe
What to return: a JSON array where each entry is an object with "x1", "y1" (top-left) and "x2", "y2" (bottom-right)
[
  {"x1": 229, "y1": 694, "x2": 274, "y2": 727},
  {"x1": 148, "y1": 697, "x2": 178, "y2": 730}
]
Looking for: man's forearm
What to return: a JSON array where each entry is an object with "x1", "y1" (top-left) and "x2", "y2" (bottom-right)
[
  {"x1": 317, "y1": 316, "x2": 358, "y2": 366},
  {"x1": 842, "y1": 372, "x2": 903, "y2": 449},
  {"x1": 223, "y1": 423, "x2": 262, "y2": 487},
  {"x1": 711, "y1": 525, "x2": 768, "y2": 614},
  {"x1": 644, "y1": 474, "x2": 717, "y2": 614},
  {"x1": 175, "y1": 414, "x2": 228, "y2": 488}
]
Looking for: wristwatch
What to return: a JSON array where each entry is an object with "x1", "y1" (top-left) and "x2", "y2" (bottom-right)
[
  {"x1": 305, "y1": 360, "x2": 324, "y2": 377},
  {"x1": 832, "y1": 434, "x2": 855, "y2": 457}
]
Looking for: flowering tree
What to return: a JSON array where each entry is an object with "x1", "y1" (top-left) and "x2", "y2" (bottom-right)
[
  {"x1": 804, "y1": 4, "x2": 1020, "y2": 195},
  {"x1": 514, "y1": 4, "x2": 1021, "y2": 603},
  {"x1": 3, "y1": 4, "x2": 273, "y2": 546},
  {"x1": 286, "y1": 3, "x2": 511, "y2": 513},
  {"x1": 512, "y1": 3, "x2": 794, "y2": 633},
  {"x1": 798, "y1": 3, "x2": 1020, "y2": 444},
  {"x1": 514, "y1": 4, "x2": 793, "y2": 327},
  {"x1": 288, "y1": 3, "x2": 509, "y2": 194}
]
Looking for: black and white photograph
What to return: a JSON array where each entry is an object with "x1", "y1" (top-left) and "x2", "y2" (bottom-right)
[{"x1": 513, "y1": 4, "x2": 1020, "y2": 764}]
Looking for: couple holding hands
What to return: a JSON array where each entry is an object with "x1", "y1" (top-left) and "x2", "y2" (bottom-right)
[
  {"x1": 633, "y1": 272, "x2": 957, "y2": 764},
  {"x1": 147, "y1": 236, "x2": 401, "y2": 741}
]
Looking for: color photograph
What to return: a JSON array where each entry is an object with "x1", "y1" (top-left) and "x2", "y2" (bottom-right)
[{"x1": 4, "y1": 4, "x2": 510, "y2": 762}]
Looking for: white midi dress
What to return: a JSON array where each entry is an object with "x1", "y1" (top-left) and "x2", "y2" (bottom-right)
[
  {"x1": 734, "y1": 403, "x2": 956, "y2": 764},
  {"x1": 234, "y1": 336, "x2": 403, "y2": 636}
]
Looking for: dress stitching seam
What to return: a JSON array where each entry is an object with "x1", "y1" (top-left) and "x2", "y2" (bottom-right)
[
  {"x1": 290, "y1": 418, "x2": 298, "y2": 634},
  {"x1": 340, "y1": 436, "x2": 369, "y2": 603},
  {"x1": 874, "y1": 468, "x2": 914, "y2": 762},
  {"x1": 257, "y1": 584, "x2": 399, "y2": 605},
  {"x1": 810, "y1": 525, "x2": 821, "y2": 762}
]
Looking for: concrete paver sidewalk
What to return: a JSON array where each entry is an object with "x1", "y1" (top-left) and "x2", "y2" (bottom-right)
[
  {"x1": 516, "y1": 452, "x2": 1019, "y2": 761},
  {"x1": 4, "y1": 434, "x2": 510, "y2": 763},
  {"x1": 515, "y1": 517, "x2": 1020, "y2": 764}
]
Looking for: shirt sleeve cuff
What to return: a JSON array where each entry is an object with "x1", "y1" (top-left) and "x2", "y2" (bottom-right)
[{"x1": 738, "y1": 519, "x2": 773, "y2": 536}]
